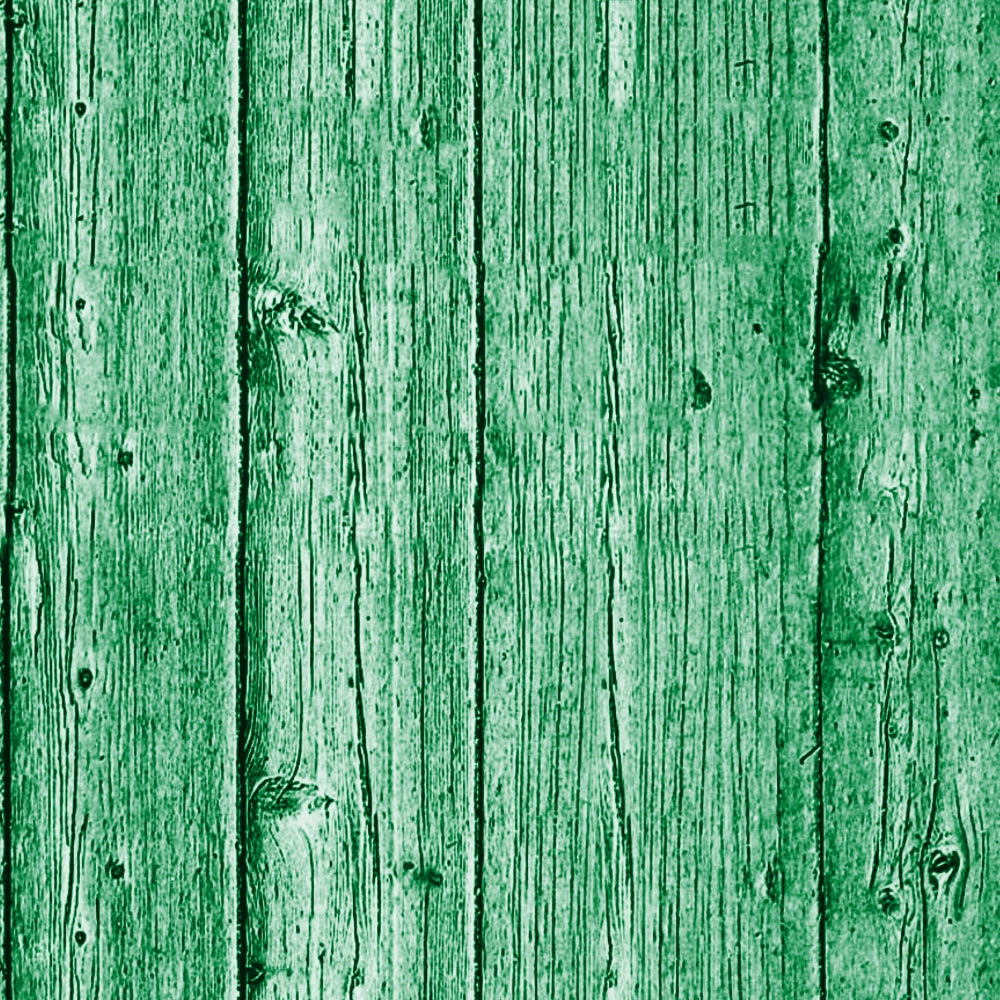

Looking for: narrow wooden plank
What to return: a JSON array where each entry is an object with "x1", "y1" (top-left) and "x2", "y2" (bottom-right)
[
  {"x1": 243, "y1": 1, "x2": 474, "y2": 995},
  {"x1": 482, "y1": 0, "x2": 824, "y2": 995},
  {"x1": 821, "y1": 2, "x2": 1000, "y2": 996},
  {"x1": 8, "y1": 2, "x2": 239, "y2": 997},
  {"x1": 0, "y1": 13, "x2": 10, "y2": 990}
]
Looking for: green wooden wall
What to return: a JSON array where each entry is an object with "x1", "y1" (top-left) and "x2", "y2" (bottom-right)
[{"x1": 3, "y1": 0, "x2": 999, "y2": 996}]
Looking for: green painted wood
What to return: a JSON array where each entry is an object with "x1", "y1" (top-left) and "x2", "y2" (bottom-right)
[
  {"x1": 243, "y1": 1, "x2": 474, "y2": 995},
  {"x1": 8, "y1": 2, "x2": 239, "y2": 997},
  {"x1": 821, "y1": 1, "x2": 1000, "y2": 996},
  {"x1": 4, "y1": 2, "x2": 998, "y2": 997},
  {"x1": 481, "y1": 1, "x2": 825, "y2": 996}
]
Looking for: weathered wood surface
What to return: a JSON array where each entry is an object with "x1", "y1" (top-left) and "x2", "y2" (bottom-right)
[
  {"x1": 481, "y1": 1, "x2": 826, "y2": 997},
  {"x1": 820, "y1": 1, "x2": 1000, "y2": 997},
  {"x1": 4, "y1": 0, "x2": 999, "y2": 997},
  {"x1": 7, "y1": 2, "x2": 238, "y2": 998},
  {"x1": 243, "y1": 1, "x2": 473, "y2": 996}
]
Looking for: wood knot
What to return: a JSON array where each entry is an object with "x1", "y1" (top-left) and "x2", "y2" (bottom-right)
[
  {"x1": 877, "y1": 885, "x2": 900, "y2": 915},
  {"x1": 691, "y1": 366, "x2": 712, "y2": 410},
  {"x1": 250, "y1": 776, "x2": 333, "y2": 818},
  {"x1": 878, "y1": 120, "x2": 900, "y2": 142},
  {"x1": 245, "y1": 962, "x2": 266, "y2": 986},
  {"x1": 817, "y1": 352, "x2": 863, "y2": 405},
  {"x1": 927, "y1": 848, "x2": 960, "y2": 893},
  {"x1": 870, "y1": 611, "x2": 897, "y2": 648},
  {"x1": 411, "y1": 864, "x2": 443, "y2": 888}
]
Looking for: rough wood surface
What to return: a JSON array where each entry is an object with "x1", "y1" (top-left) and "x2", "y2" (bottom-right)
[
  {"x1": 4, "y1": 1, "x2": 999, "y2": 997},
  {"x1": 481, "y1": 1, "x2": 825, "y2": 996},
  {"x1": 8, "y1": 2, "x2": 238, "y2": 997},
  {"x1": 820, "y1": 1, "x2": 1000, "y2": 996},
  {"x1": 242, "y1": 1, "x2": 473, "y2": 996}
]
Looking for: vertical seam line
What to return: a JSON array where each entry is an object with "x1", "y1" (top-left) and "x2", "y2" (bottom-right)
[
  {"x1": 471, "y1": 0, "x2": 486, "y2": 994},
  {"x1": 2, "y1": 2, "x2": 16, "y2": 997},
  {"x1": 235, "y1": 0, "x2": 250, "y2": 992},
  {"x1": 813, "y1": 0, "x2": 831, "y2": 994}
]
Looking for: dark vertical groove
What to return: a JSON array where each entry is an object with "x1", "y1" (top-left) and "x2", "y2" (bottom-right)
[
  {"x1": 352, "y1": 546, "x2": 379, "y2": 920},
  {"x1": 605, "y1": 556, "x2": 633, "y2": 902},
  {"x1": 812, "y1": 0, "x2": 831, "y2": 995},
  {"x1": 1, "y1": 1, "x2": 15, "y2": 997},
  {"x1": 235, "y1": 0, "x2": 250, "y2": 992},
  {"x1": 471, "y1": 0, "x2": 486, "y2": 993}
]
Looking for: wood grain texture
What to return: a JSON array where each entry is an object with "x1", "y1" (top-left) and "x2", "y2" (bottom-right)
[
  {"x1": 820, "y1": 0, "x2": 1000, "y2": 996},
  {"x1": 4, "y1": 1, "x2": 998, "y2": 997},
  {"x1": 8, "y1": 2, "x2": 238, "y2": 996},
  {"x1": 243, "y1": 1, "x2": 473, "y2": 996},
  {"x1": 481, "y1": 1, "x2": 825, "y2": 996}
]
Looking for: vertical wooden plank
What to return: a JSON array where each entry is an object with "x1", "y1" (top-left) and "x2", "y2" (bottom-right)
[
  {"x1": 243, "y1": 0, "x2": 473, "y2": 995},
  {"x1": 8, "y1": 0, "x2": 239, "y2": 997},
  {"x1": 482, "y1": 0, "x2": 824, "y2": 995},
  {"x1": 0, "y1": 5, "x2": 10, "y2": 992},
  {"x1": 822, "y1": 1, "x2": 1000, "y2": 996}
]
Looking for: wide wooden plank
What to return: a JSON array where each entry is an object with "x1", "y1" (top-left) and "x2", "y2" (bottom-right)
[
  {"x1": 242, "y1": 1, "x2": 474, "y2": 995},
  {"x1": 821, "y1": 1, "x2": 1000, "y2": 996},
  {"x1": 9, "y1": 2, "x2": 239, "y2": 997},
  {"x1": 481, "y1": 0, "x2": 824, "y2": 995}
]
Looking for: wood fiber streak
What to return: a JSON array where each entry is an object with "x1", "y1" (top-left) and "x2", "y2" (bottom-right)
[
  {"x1": 8, "y1": 1, "x2": 239, "y2": 997},
  {"x1": 482, "y1": 0, "x2": 823, "y2": 996},
  {"x1": 243, "y1": 0, "x2": 473, "y2": 996},
  {"x1": 821, "y1": 1, "x2": 1000, "y2": 996}
]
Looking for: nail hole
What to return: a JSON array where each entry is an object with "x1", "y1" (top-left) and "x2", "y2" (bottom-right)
[{"x1": 78, "y1": 667, "x2": 93, "y2": 690}]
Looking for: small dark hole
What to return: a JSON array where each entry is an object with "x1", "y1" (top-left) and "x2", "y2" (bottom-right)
[
  {"x1": 74, "y1": 930, "x2": 87, "y2": 945},
  {"x1": 752, "y1": 322, "x2": 763, "y2": 334},
  {"x1": 74, "y1": 101, "x2": 87, "y2": 117},
  {"x1": 402, "y1": 860, "x2": 415, "y2": 871},
  {"x1": 932, "y1": 628, "x2": 950, "y2": 650},
  {"x1": 78, "y1": 667, "x2": 94, "y2": 690},
  {"x1": 109, "y1": 862, "x2": 125, "y2": 880},
  {"x1": 117, "y1": 449, "x2": 133, "y2": 470},
  {"x1": 887, "y1": 226, "x2": 903, "y2": 245},
  {"x1": 75, "y1": 298, "x2": 86, "y2": 311}
]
